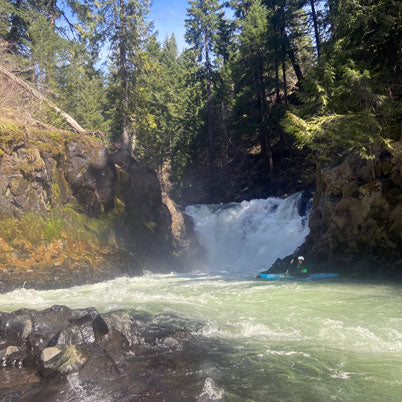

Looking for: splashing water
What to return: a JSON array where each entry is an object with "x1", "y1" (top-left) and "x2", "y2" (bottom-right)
[
  {"x1": 1, "y1": 275, "x2": 402, "y2": 401},
  {"x1": 185, "y1": 193, "x2": 310, "y2": 273},
  {"x1": 1, "y1": 194, "x2": 402, "y2": 401}
]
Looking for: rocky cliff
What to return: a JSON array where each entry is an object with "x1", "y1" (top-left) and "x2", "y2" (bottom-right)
[
  {"x1": 0, "y1": 113, "x2": 182, "y2": 291},
  {"x1": 299, "y1": 143, "x2": 402, "y2": 276}
]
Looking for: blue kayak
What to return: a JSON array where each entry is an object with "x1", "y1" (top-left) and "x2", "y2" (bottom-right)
[{"x1": 258, "y1": 273, "x2": 339, "y2": 281}]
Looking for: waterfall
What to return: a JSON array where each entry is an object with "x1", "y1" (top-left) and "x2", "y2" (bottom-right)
[{"x1": 185, "y1": 193, "x2": 311, "y2": 274}]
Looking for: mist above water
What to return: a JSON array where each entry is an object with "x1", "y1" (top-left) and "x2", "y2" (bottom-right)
[{"x1": 185, "y1": 193, "x2": 311, "y2": 274}]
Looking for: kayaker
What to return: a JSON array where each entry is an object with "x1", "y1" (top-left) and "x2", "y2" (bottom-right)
[{"x1": 285, "y1": 256, "x2": 308, "y2": 278}]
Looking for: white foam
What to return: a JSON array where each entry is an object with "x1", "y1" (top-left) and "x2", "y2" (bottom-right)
[
  {"x1": 266, "y1": 349, "x2": 311, "y2": 358},
  {"x1": 185, "y1": 194, "x2": 310, "y2": 274},
  {"x1": 197, "y1": 378, "x2": 225, "y2": 401}
]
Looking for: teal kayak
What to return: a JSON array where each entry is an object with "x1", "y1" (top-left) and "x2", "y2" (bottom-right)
[{"x1": 258, "y1": 273, "x2": 339, "y2": 281}]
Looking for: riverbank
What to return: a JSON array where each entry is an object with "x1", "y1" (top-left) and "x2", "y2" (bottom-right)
[{"x1": 0, "y1": 110, "x2": 189, "y2": 293}]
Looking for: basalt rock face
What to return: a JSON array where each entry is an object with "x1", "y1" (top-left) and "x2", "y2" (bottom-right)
[
  {"x1": 299, "y1": 143, "x2": 402, "y2": 276},
  {"x1": 0, "y1": 117, "x2": 180, "y2": 291},
  {"x1": 0, "y1": 306, "x2": 220, "y2": 401}
]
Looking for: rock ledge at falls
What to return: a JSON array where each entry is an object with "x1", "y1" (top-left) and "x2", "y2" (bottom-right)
[
  {"x1": 0, "y1": 113, "x2": 188, "y2": 293},
  {"x1": 270, "y1": 143, "x2": 402, "y2": 278},
  {"x1": 0, "y1": 305, "x2": 216, "y2": 401}
]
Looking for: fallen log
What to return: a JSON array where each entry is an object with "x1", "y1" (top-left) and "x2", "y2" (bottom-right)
[{"x1": 0, "y1": 65, "x2": 86, "y2": 134}]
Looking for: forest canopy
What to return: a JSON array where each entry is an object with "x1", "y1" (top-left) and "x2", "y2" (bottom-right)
[{"x1": 0, "y1": 0, "x2": 401, "y2": 195}]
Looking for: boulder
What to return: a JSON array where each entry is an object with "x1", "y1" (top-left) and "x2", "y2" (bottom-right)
[{"x1": 0, "y1": 305, "x2": 221, "y2": 402}]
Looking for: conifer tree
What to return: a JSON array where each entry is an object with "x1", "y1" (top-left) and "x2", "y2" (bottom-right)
[
  {"x1": 185, "y1": 0, "x2": 224, "y2": 171},
  {"x1": 101, "y1": 0, "x2": 151, "y2": 154},
  {"x1": 171, "y1": 48, "x2": 204, "y2": 184},
  {"x1": 134, "y1": 34, "x2": 185, "y2": 168},
  {"x1": 231, "y1": 0, "x2": 277, "y2": 193}
]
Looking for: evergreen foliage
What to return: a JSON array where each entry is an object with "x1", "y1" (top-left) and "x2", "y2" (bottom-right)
[
  {"x1": 0, "y1": 0, "x2": 400, "y2": 191},
  {"x1": 282, "y1": 0, "x2": 401, "y2": 162}
]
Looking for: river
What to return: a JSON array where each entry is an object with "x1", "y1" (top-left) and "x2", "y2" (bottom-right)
[{"x1": 0, "y1": 195, "x2": 401, "y2": 401}]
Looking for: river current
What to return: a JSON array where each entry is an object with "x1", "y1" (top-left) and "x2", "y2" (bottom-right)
[{"x1": 1, "y1": 195, "x2": 401, "y2": 401}]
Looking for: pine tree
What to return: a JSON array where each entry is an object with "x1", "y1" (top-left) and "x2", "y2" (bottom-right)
[
  {"x1": 101, "y1": 0, "x2": 151, "y2": 154},
  {"x1": 171, "y1": 48, "x2": 204, "y2": 184},
  {"x1": 232, "y1": 0, "x2": 276, "y2": 192},
  {"x1": 185, "y1": 0, "x2": 224, "y2": 172},
  {"x1": 134, "y1": 34, "x2": 181, "y2": 168}
]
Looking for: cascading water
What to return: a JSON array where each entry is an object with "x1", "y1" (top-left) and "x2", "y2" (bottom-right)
[
  {"x1": 1, "y1": 194, "x2": 402, "y2": 402},
  {"x1": 185, "y1": 193, "x2": 311, "y2": 274}
]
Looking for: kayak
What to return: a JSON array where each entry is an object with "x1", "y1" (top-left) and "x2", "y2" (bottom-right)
[{"x1": 258, "y1": 273, "x2": 339, "y2": 281}]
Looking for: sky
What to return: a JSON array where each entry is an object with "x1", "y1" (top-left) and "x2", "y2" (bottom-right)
[{"x1": 149, "y1": 0, "x2": 189, "y2": 51}]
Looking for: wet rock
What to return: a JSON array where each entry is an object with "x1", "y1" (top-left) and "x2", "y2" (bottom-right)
[
  {"x1": 297, "y1": 190, "x2": 313, "y2": 217},
  {"x1": 41, "y1": 344, "x2": 87, "y2": 376},
  {"x1": 0, "y1": 305, "x2": 221, "y2": 401},
  {"x1": 49, "y1": 321, "x2": 96, "y2": 347},
  {"x1": 298, "y1": 144, "x2": 402, "y2": 276},
  {"x1": 40, "y1": 346, "x2": 63, "y2": 364},
  {"x1": 98, "y1": 310, "x2": 142, "y2": 346},
  {"x1": 97, "y1": 329, "x2": 131, "y2": 368}
]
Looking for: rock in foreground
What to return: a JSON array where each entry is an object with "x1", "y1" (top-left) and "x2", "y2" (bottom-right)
[{"x1": 0, "y1": 306, "x2": 224, "y2": 401}]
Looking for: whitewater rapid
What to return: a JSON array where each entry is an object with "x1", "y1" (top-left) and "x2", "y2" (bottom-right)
[
  {"x1": 1, "y1": 275, "x2": 402, "y2": 401},
  {"x1": 185, "y1": 193, "x2": 310, "y2": 273},
  {"x1": 1, "y1": 194, "x2": 401, "y2": 401}
]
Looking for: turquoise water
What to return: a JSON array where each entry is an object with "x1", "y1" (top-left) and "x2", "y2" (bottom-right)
[{"x1": 1, "y1": 273, "x2": 401, "y2": 401}]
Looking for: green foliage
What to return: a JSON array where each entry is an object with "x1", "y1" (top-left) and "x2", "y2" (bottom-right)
[
  {"x1": 185, "y1": 0, "x2": 224, "y2": 61},
  {"x1": 54, "y1": 45, "x2": 109, "y2": 132},
  {"x1": 281, "y1": 0, "x2": 401, "y2": 164},
  {"x1": 230, "y1": 1, "x2": 270, "y2": 139},
  {"x1": 0, "y1": 0, "x2": 12, "y2": 37},
  {"x1": 134, "y1": 35, "x2": 184, "y2": 168},
  {"x1": 171, "y1": 49, "x2": 205, "y2": 181},
  {"x1": 282, "y1": 110, "x2": 381, "y2": 160},
  {"x1": 102, "y1": 0, "x2": 151, "y2": 144},
  {"x1": 1, "y1": 0, "x2": 108, "y2": 132},
  {"x1": 1, "y1": 0, "x2": 400, "y2": 190}
]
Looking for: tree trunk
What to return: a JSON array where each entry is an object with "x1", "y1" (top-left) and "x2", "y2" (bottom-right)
[
  {"x1": 281, "y1": 20, "x2": 304, "y2": 86},
  {"x1": 256, "y1": 60, "x2": 275, "y2": 195},
  {"x1": 273, "y1": 22, "x2": 281, "y2": 104},
  {"x1": 327, "y1": 0, "x2": 336, "y2": 36},
  {"x1": 309, "y1": 0, "x2": 321, "y2": 58},
  {"x1": 205, "y1": 28, "x2": 214, "y2": 173},
  {"x1": 255, "y1": 70, "x2": 266, "y2": 159},
  {"x1": 274, "y1": 57, "x2": 281, "y2": 104},
  {"x1": 280, "y1": 16, "x2": 288, "y2": 106},
  {"x1": 118, "y1": 0, "x2": 131, "y2": 155},
  {"x1": 49, "y1": 0, "x2": 58, "y2": 25}
]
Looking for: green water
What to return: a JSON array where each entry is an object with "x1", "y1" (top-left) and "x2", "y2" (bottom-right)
[{"x1": 1, "y1": 273, "x2": 401, "y2": 401}]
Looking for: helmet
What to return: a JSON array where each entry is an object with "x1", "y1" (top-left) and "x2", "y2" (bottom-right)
[{"x1": 297, "y1": 256, "x2": 305, "y2": 261}]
